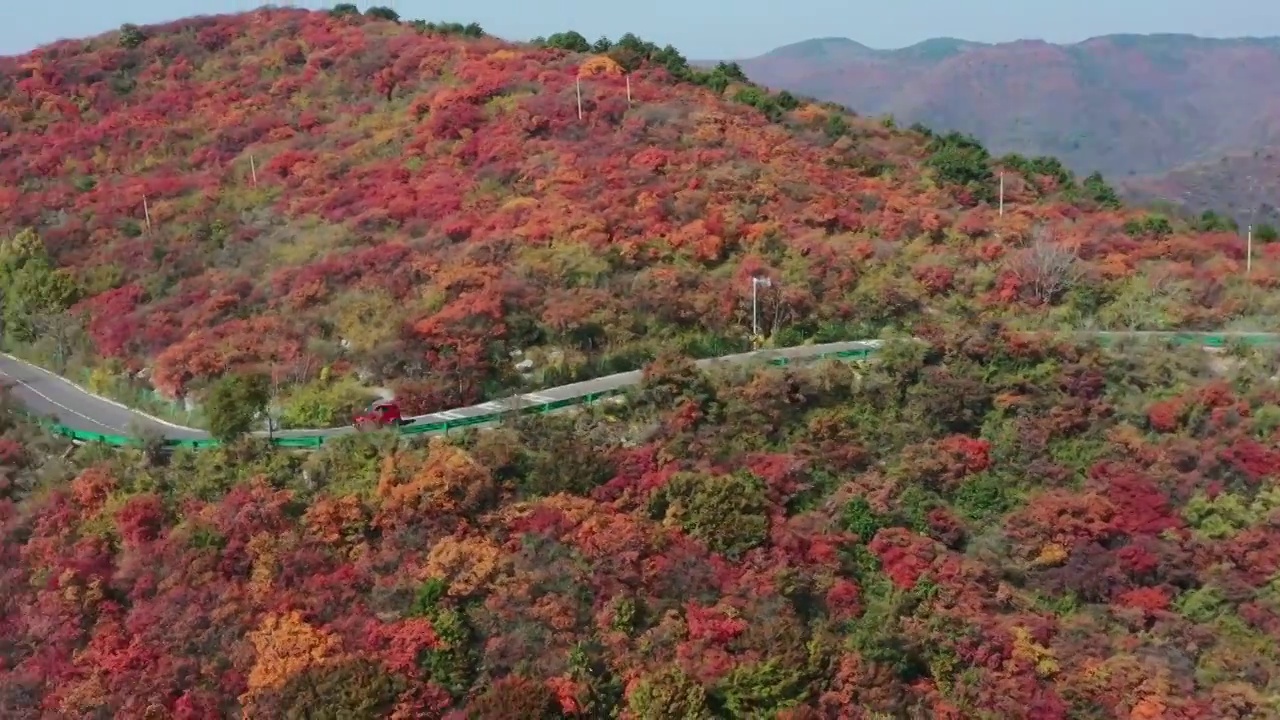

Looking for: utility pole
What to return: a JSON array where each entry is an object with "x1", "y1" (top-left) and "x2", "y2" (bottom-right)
[
  {"x1": 626, "y1": 74, "x2": 632, "y2": 104},
  {"x1": 998, "y1": 171, "x2": 1004, "y2": 216},
  {"x1": 575, "y1": 77, "x2": 583, "y2": 120},
  {"x1": 249, "y1": 154, "x2": 258, "y2": 186},
  {"x1": 142, "y1": 195, "x2": 152, "y2": 232},
  {"x1": 751, "y1": 277, "x2": 772, "y2": 338},
  {"x1": 1247, "y1": 224, "x2": 1253, "y2": 276},
  {"x1": 1246, "y1": 175, "x2": 1258, "y2": 277}
]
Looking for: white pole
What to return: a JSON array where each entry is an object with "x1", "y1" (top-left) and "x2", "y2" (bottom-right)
[
  {"x1": 250, "y1": 154, "x2": 258, "y2": 186},
  {"x1": 999, "y1": 172, "x2": 1004, "y2": 216},
  {"x1": 751, "y1": 277, "x2": 773, "y2": 337},
  {"x1": 1247, "y1": 225, "x2": 1253, "y2": 276},
  {"x1": 576, "y1": 77, "x2": 583, "y2": 120},
  {"x1": 626, "y1": 74, "x2": 632, "y2": 104},
  {"x1": 752, "y1": 279, "x2": 758, "y2": 337},
  {"x1": 143, "y1": 195, "x2": 151, "y2": 231}
]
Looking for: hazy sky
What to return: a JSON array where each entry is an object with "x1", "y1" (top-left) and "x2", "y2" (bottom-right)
[{"x1": 8, "y1": 0, "x2": 1280, "y2": 58}]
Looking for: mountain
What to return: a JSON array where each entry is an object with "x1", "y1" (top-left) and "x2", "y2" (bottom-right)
[
  {"x1": 7, "y1": 8, "x2": 1259, "y2": 429},
  {"x1": 732, "y1": 33, "x2": 1280, "y2": 178},
  {"x1": 5, "y1": 7, "x2": 1280, "y2": 718},
  {"x1": 749, "y1": 35, "x2": 989, "y2": 64},
  {"x1": 753, "y1": 36, "x2": 879, "y2": 61},
  {"x1": 1120, "y1": 148, "x2": 1280, "y2": 230}
]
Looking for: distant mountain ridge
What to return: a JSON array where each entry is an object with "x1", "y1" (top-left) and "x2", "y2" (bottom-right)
[
  {"x1": 753, "y1": 36, "x2": 988, "y2": 62},
  {"x1": 723, "y1": 33, "x2": 1280, "y2": 179},
  {"x1": 750, "y1": 33, "x2": 1280, "y2": 61}
]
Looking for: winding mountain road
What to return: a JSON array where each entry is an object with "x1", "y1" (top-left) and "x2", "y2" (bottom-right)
[
  {"x1": 1, "y1": 331, "x2": 1277, "y2": 443},
  {"x1": 0, "y1": 340, "x2": 885, "y2": 441}
]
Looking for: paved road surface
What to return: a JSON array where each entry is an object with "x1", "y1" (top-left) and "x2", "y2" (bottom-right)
[
  {"x1": 0, "y1": 340, "x2": 884, "y2": 441},
  {"x1": 0, "y1": 354, "x2": 209, "y2": 441},
  {"x1": 2, "y1": 332, "x2": 1277, "y2": 442}
]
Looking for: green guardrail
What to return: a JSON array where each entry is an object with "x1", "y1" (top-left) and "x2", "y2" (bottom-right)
[
  {"x1": 30, "y1": 383, "x2": 643, "y2": 451},
  {"x1": 27, "y1": 348, "x2": 871, "y2": 450},
  {"x1": 22, "y1": 333, "x2": 1278, "y2": 451},
  {"x1": 1077, "y1": 332, "x2": 1280, "y2": 348}
]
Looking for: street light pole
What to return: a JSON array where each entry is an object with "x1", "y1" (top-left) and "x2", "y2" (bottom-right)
[{"x1": 751, "y1": 277, "x2": 772, "y2": 338}]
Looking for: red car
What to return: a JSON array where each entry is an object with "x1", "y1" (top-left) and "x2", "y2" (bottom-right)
[{"x1": 353, "y1": 400, "x2": 405, "y2": 430}]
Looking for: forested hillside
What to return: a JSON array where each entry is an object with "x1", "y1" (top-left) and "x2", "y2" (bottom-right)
[
  {"x1": 4, "y1": 328, "x2": 1280, "y2": 717},
  {"x1": 2, "y1": 7, "x2": 1276, "y2": 430}
]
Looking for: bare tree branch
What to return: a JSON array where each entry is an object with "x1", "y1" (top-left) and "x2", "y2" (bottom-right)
[
  {"x1": 29, "y1": 310, "x2": 86, "y2": 375},
  {"x1": 1006, "y1": 226, "x2": 1082, "y2": 305}
]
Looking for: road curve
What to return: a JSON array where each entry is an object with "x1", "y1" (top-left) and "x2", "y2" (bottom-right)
[
  {"x1": 2, "y1": 332, "x2": 1278, "y2": 442},
  {"x1": 0, "y1": 340, "x2": 885, "y2": 441}
]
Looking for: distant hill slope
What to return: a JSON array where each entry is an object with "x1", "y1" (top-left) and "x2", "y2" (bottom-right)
[
  {"x1": 731, "y1": 34, "x2": 1280, "y2": 178},
  {"x1": 1120, "y1": 148, "x2": 1280, "y2": 230}
]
